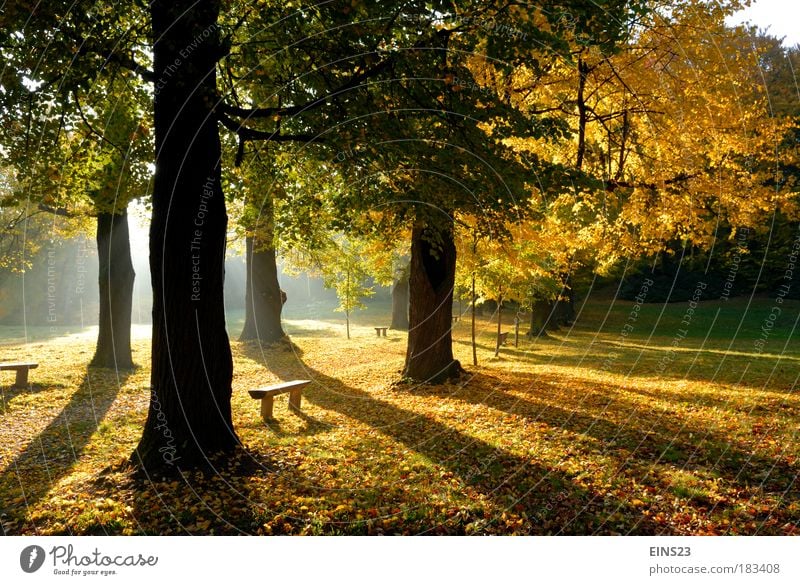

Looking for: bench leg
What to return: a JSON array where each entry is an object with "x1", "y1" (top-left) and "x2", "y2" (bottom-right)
[
  {"x1": 260, "y1": 395, "x2": 275, "y2": 420},
  {"x1": 14, "y1": 368, "x2": 28, "y2": 388},
  {"x1": 289, "y1": 389, "x2": 302, "y2": 413}
]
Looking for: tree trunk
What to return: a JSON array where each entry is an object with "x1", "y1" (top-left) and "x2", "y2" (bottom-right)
[
  {"x1": 133, "y1": 0, "x2": 238, "y2": 472},
  {"x1": 576, "y1": 58, "x2": 589, "y2": 170},
  {"x1": 402, "y1": 223, "x2": 462, "y2": 383},
  {"x1": 471, "y1": 272, "x2": 477, "y2": 366},
  {"x1": 239, "y1": 235, "x2": 286, "y2": 342},
  {"x1": 528, "y1": 299, "x2": 557, "y2": 337},
  {"x1": 553, "y1": 273, "x2": 576, "y2": 326},
  {"x1": 494, "y1": 292, "x2": 503, "y2": 357},
  {"x1": 390, "y1": 269, "x2": 409, "y2": 330},
  {"x1": 91, "y1": 209, "x2": 135, "y2": 369}
]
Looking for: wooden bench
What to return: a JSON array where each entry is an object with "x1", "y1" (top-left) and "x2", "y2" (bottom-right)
[
  {"x1": 248, "y1": 379, "x2": 311, "y2": 420},
  {"x1": 374, "y1": 327, "x2": 388, "y2": 337},
  {"x1": 498, "y1": 332, "x2": 509, "y2": 346},
  {"x1": 452, "y1": 316, "x2": 460, "y2": 323},
  {"x1": 0, "y1": 362, "x2": 39, "y2": 388}
]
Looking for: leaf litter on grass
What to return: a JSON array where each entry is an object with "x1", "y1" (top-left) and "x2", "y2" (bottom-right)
[{"x1": 0, "y1": 304, "x2": 798, "y2": 535}]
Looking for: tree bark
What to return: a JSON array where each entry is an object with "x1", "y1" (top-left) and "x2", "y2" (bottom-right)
[
  {"x1": 553, "y1": 273, "x2": 576, "y2": 326},
  {"x1": 389, "y1": 269, "x2": 409, "y2": 330},
  {"x1": 402, "y1": 223, "x2": 462, "y2": 383},
  {"x1": 239, "y1": 235, "x2": 286, "y2": 342},
  {"x1": 133, "y1": 0, "x2": 238, "y2": 472},
  {"x1": 528, "y1": 299, "x2": 557, "y2": 337},
  {"x1": 91, "y1": 209, "x2": 135, "y2": 369}
]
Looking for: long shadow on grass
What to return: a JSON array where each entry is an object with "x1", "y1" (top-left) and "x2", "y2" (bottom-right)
[
  {"x1": 0, "y1": 382, "x2": 60, "y2": 416},
  {"x1": 459, "y1": 330, "x2": 800, "y2": 390},
  {"x1": 406, "y1": 370, "x2": 799, "y2": 499},
  {"x1": 0, "y1": 367, "x2": 133, "y2": 533},
  {"x1": 239, "y1": 344, "x2": 663, "y2": 535}
]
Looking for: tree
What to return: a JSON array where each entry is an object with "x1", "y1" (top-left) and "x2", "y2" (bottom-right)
[
  {"x1": 286, "y1": 233, "x2": 377, "y2": 339},
  {"x1": 217, "y1": 2, "x2": 647, "y2": 384},
  {"x1": 0, "y1": 4, "x2": 152, "y2": 369},
  {"x1": 324, "y1": 237, "x2": 376, "y2": 340},
  {"x1": 82, "y1": 87, "x2": 150, "y2": 369},
  {"x1": 234, "y1": 152, "x2": 288, "y2": 344},
  {"x1": 133, "y1": 0, "x2": 239, "y2": 470},
  {"x1": 492, "y1": 0, "x2": 795, "y2": 319}
]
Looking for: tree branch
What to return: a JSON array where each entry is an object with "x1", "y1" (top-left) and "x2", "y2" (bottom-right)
[
  {"x1": 219, "y1": 52, "x2": 394, "y2": 120},
  {"x1": 74, "y1": 90, "x2": 129, "y2": 157},
  {"x1": 606, "y1": 172, "x2": 698, "y2": 192},
  {"x1": 217, "y1": 112, "x2": 324, "y2": 161},
  {"x1": 106, "y1": 51, "x2": 155, "y2": 83}
]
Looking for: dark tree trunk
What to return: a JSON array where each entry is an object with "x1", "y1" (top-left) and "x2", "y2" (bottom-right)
[
  {"x1": 528, "y1": 299, "x2": 557, "y2": 337},
  {"x1": 133, "y1": 0, "x2": 238, "y2": 472},
  {"x1": 553, "y1": 273, "x2": 576, "y2": 326},
  {"x1": 239, "y1": 235, "x2": 286, "y2": 342},
  {"x1": 390, "y1": 270, "x2": 409, "y2": 330},
  {"x1": 566, "y1": 277, "x2": 576, "y2": 323},
  {"x1": 91, "y1": 209, "x2": 135, "y2": 369},
  {"x1": 402, "y1": 224, "x2": 462, "y2": 383},
  {"x1": 576, "y1": 58, "x2": 589, "y2": 170}
]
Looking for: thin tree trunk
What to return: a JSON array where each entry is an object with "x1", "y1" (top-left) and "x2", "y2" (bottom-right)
[
  {"x1": 239, "y1": 235, "x2": 286, "y2": 342},
  {"x1": 402, "y1": 223, "x2": 462, "y2": 383},
  {"x1": 576, "y1": 58, "x2": 589, "y2": 170},
  {"x1": 494, "y1": 291, "x2": 503, "y2": 357},
  {"x1": 91, "y1": 209, "x2": 135, "y2": 369},
  {"x1": 134, "y1": 0, "x2": 238, "y2": 472},
  {"x1": 345, "y1": 267, "x2": 351, "y2": 339},
  {"x1": 390, "y1": 268, "x2": 409, "y2": 330}
]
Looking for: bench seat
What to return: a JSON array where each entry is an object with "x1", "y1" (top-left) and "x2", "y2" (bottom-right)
[
  {"x1": 249, "y1": 379, "x2": 311, "y2": 420},
  {"x1": 0, "y1": 362, "x2": 39, "y2": 388}
]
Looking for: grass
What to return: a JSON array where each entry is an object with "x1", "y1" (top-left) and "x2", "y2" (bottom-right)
[{"x1": 0, "y1": 295, "x2": 798, "y2": 535}]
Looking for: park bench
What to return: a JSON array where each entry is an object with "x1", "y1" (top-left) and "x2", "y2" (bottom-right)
[
  {"x1": 374, "y1": 327, "x2": 388, "y2": 337},
  {"x1": 248, "y1": 379, "x2": 311, "y2": 420},
  {"x1": 498, "y1": 332, "x2": 509, "y2": 346},
  {"x1": 0, "y1": 362, "x2": 39, "y2": 388},
  {"x1": 452, "y1": 316, "x2": 460, "y2": 323}
]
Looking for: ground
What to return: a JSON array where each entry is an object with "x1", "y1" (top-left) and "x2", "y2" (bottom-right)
[{"x1": 1, "y1": 295, "x2": 798, "y2": 535}]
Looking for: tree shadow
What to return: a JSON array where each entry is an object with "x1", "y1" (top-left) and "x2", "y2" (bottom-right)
[
  {"x1": 0, "y1": 367, "x2": 133, "y2": 533},
  {"x1": 405, "y1": 370, "x2": 799, "y2": 499},
  {"x1": 455, "y1": 332, "x2": 800, "y2": 392},
  {"x1": 260, "y1": 410, "x2": 332, "y2": 439},
  {"x1": 237, "y1": 338, "x2": 305, "y2": 359},
  {"x1": 283, "y1": 327, "x2": 342, "y2": 339},
  {"x1": 0, "y1": 381, "x2": 62, "y2": 406},
  {"x1": 238, "y1": 343, "x2": 662, "y2": 534}
]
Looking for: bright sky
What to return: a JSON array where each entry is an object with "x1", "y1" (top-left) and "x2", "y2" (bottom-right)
[{"x1": 727, "y1": 0, "x2": 800, "y2": 46}]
